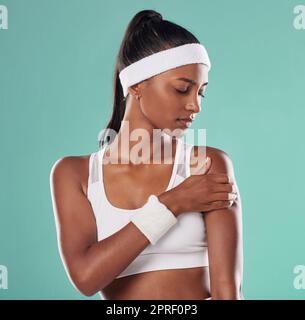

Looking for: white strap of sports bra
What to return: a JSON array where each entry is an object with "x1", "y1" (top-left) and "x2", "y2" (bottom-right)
[{"x1": 130, "y1": 195, "x2": 178, "y2": 245}]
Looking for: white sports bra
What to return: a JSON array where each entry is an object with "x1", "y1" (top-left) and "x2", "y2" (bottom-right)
[{"x1": 86, "y1": 137, "x2": 209, "y2": 279}]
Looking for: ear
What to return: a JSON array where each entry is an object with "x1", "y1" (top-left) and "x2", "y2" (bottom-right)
[
  {"x1": 127, "y1": 83, "x2": 141, "y2": 98},
  {"x1": 127, "y1": 79, "x2": 148, "y2": 98}
]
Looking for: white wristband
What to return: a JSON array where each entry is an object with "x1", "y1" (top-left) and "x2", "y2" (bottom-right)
[{"x1": 130, "y1": 194, "x2": 178, "y2": 245}]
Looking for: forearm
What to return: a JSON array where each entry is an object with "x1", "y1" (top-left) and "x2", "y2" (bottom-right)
[{"x1": 74, "y1": 222, "x2": 151, "y2": 296}]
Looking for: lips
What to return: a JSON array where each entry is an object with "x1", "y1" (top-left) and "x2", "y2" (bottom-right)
[
  {"x1": 176, "y1": 118, "x2": 193, "y2": 128},
  {"x1": 178, "y1": 117, "x2": 193, "y2": 122}
]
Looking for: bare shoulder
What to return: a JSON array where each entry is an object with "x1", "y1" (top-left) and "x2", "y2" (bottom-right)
[
  {"x1": 50, "y1": 155, "x2": 88, "y2": 179},
  {"x1": 191, "y1": 145, "x2": 242, "y2": 209},
  {"x1": 190, "y1": 145, "x2": 235, "y2": 178},
  {"x1": 50, "y1": 155, "x2": 91, "y2": 195}
]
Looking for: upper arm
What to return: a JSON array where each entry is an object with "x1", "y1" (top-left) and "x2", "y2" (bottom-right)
[
  {"x1": 199, "y1": 147, "x2": 244, "y2": 298},
  {"x1": 49, "y1": 157, "x2": 98, "y2": 289}
]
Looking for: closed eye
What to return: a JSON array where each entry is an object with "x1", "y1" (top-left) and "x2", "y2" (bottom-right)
[{"x1": 176, "y1": 88, "x2": 205, "y2": 98}]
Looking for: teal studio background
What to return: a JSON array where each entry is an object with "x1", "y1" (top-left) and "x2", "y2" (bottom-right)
[{"x1": 1, "y1": 0, "x2": 305, "y2": 300}]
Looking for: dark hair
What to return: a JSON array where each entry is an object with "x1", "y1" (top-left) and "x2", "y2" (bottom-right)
[{"x1": 98, "y1": 9, "x2": 201, "y2": 149}]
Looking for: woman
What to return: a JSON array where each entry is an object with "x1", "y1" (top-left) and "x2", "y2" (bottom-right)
[{"x1": 50, "y1": 10, "x2": 243, "y2": 300}]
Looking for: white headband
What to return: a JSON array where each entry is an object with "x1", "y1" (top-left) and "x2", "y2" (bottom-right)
[{"x1": 119, "y1": 43, "x2": 211, "y2": 98}]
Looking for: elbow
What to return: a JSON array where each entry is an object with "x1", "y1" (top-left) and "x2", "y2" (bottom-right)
[
  {"x1": 63, "y1": 251, "x2": 110, "y2": 297},
  {"x1": 74, "y1": 276, "x2": 98, "y2": 297},
  {"x1": 79, "y1": 288, "x2": 98, "y2": 297},
  {"x1": 70, "y1": 269, "x2": 101, "y2": 297},
  {"x1": 76, "y1": 281, "x2": 97, "y2": 297}
]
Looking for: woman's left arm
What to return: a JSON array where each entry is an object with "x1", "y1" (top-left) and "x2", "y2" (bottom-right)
[{"x1": 203, "y1": 147, "x2": 244, "y2": 300}]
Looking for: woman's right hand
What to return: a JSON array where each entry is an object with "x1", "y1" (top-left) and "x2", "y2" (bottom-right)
[{"x1": 159, "y1": 157, "x2": 238, "y2": 216}]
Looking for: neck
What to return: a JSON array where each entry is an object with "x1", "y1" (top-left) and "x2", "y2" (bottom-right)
[{"x1": 106, "y1": 128, "x2": 177, "y2": 165}]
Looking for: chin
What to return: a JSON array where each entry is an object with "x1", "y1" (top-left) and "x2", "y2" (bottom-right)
[{"x1": 162, "y1": 126, "x2": 186, "y2": 138}]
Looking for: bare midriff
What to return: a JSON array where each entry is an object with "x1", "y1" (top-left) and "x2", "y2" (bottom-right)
[{"x1": 101, "y1": 266, "x2": 211, "y2": 300}]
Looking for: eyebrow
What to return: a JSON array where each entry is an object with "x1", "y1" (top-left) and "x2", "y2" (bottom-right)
[{"x1": 176, "y1": 77, "x2": 208, "y2": 87}]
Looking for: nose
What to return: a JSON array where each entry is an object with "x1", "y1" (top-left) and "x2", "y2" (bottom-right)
[{"x1": 185, "y1": 102, "x2": 201, "y2": 115}]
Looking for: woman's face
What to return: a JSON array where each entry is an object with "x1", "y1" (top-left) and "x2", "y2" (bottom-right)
[{"x1": 137, "y1": 63, "x2": 209, "y2": 135}]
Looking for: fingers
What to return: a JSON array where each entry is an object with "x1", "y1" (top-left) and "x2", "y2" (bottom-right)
[
  {"x1": 207, "y1": 192, "x2": 238, "y2": 202},
  {"x1": 212, "y1": 182, "x2": 237, "y2": 193},
  {"x1": 208, "y1": 173, "x2": 233, "y2": 184},
  {"x1": 192, "y1": 156, "x2": 211, "y2": 175},
  {"x1": 195, "y1": 173, "x2": 233, "y2": 184},
  {"x1": 204, "y1": 156, "x2": 212, "y2": 174},
  {"x1": 204, "y1": 200, "x2": 235, "y2": 212}
]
